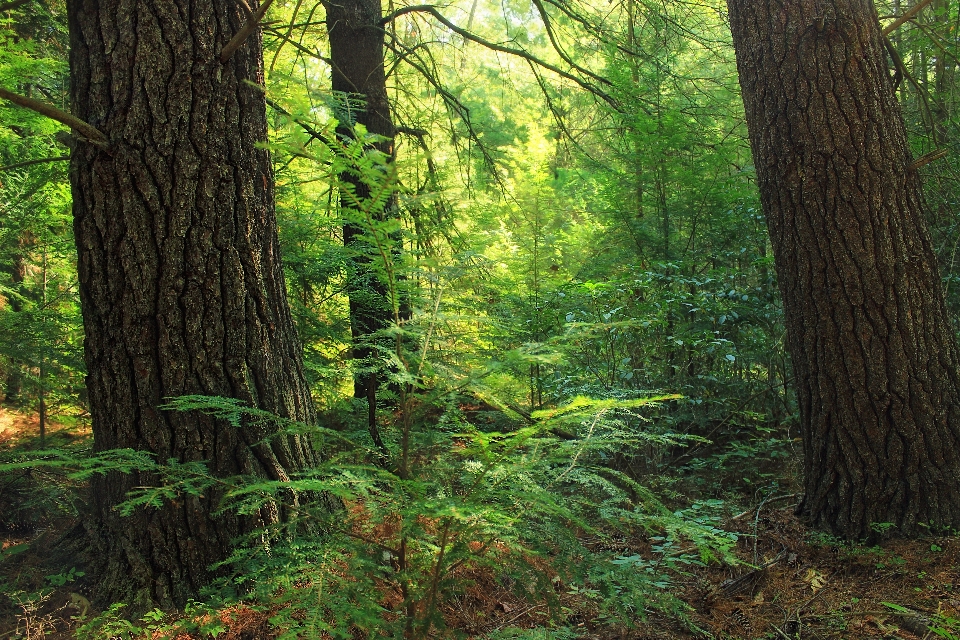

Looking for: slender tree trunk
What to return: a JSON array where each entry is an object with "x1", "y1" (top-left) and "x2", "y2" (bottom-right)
[
  {"x1": 38, "y1": 246, "x2": 46, "y2": 447},
  {"x1": 327, "y1": 0, "x2": 399, "y2": 441},
  {"x1": 932, "y1": 0, "x2": 953, "y2": 142},
  {"x1": 728, "y1": 0, "x2": 960, "y2": 539},
  {"x1": 68, "y1": 0, "x2": 317, "y2": 609},
  {"x1": 3, "y1": 233, "x2": 32, "y2": 404}
]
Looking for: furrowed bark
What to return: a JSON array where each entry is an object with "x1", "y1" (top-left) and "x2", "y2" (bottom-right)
[
  {"x1": 728, "y1": 0, "x2": 960, "y2": 539},
  {"x1": 69, "y1": 0, "x2": 317, "y2": 608}
]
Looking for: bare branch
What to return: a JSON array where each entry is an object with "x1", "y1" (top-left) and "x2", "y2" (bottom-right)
[
  {"x1": 234, "y1": 0, "x2": 254, "y2": 18},
  {"x1": 882, "y1": 0, "x2": 935, "y2": 35},
  {"x1": 395, "y1": 126, "x2": 428, "y2": 137},
  {"x1": 221, "y1": 0, "x2": 276, "y2": 63},
  {"x1": 0, "y1": 87, "x2": 109, "y2": 147},
  {"x1": 382, "y1": 4, "x2": 619, "y2": 109},
  {"x1": 910, "y1": 148, "x2": 948, "y2": 172},
  {"x1": 883, "y1": 35, "x2": 937, "y2": 131},
  {"x1": 264, "y1": 96, "x2": 331, "y2": 148},
  {"x1": 0, "y1": 155, "x2": 70, "y2": 172},
  {"x1": 268, "y1": 0, "x2": 305, "y2": 72}
]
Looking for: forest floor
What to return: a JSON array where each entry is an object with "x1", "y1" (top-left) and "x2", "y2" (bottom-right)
[
  {"x1": 432, "y1": 504, "x2": 960, "y2": 640},
  {"x1": 0, "y1": 407, "x2": 958, "y2": 640}
]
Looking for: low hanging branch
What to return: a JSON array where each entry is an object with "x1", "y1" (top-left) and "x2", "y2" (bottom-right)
[
  {"x1": 381, "y1": 4, "x2": 619, "y2": 110},
  {"x1": 0, "y1": 155, "x2": 71, "y2": 172},
  {"x1": 221, "y1": 0, "x2": 275, "y2": 62},
  {"x1": 882, "y1": 0, "x2": 935, "y2": 35},
  {"x1": 0, "y1": 87, "x2": 109, "y2": 147},
  {"x1": 0, "y1": 0, "x2": 31, "y2": 12}
]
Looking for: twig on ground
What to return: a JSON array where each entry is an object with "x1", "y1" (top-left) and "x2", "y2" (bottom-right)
[{"x1": 770, "y1": 623, "x2": 793, "y2": 640}]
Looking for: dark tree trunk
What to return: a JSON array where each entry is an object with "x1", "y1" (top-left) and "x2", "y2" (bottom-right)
[
  {"x1": 327, "y1": 0, "x2": 399, "y2": 437},
  {"x1": 68, "y1": 0, "x2": 317, "y2": 609},
  {"x1": 728, "y1": 0, "x2": 960, "y2": 539}
]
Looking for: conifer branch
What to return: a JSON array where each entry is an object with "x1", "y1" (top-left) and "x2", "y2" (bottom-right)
[
  {"x1": 0, "y1": 0, "x2": 31, "y2": 12},
  {"x1": 381, "y1": 4, "x2": 619, "y2": 109},
  {"x1": 0, "y1": 87, "x2": 109, "y2": 147},
  {"x1": 0, "y1": 155, "x2": 70, "y2": 172},
  {"x1": 221, "y1": 0, "x2": 275, "y2": 62}
]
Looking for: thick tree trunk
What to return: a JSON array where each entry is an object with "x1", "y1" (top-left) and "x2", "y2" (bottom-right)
[
  {"x1": 327, "y1": 0, "x2": 399, "y2": 435},
  {"x1": 728, "y1": 0, "x2": 960, "y2": 539},
  {"x1": 68, "y1": 0, "x2": 317, "y2": 608}
]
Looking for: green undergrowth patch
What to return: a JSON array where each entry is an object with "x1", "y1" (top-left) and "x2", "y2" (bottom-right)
[
  {"x1": 0, "y1": 390, "x2": 754, "y2": 639},
  {"x1": 4, "y1": 391, "x2": 743, "y2": 639}
]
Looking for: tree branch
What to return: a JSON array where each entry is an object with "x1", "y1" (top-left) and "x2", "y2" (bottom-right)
[
  {"x1": 264, "y1": 96, "x2": 330, "y2": 147},
  {"x1": 0, "y1": 87, "x2": 109, "y2": 147},
  {"x1": 882, "y1": 0, "x2": 935, "y2": 35},
  {"x1": 0, "y1": 0, "x2": 30, "y2": 11},
  {"x1": 221, "y1": 0, "x2": 275, "y2": 63},
  {"x1": 395, "y1": 126, "x2": 428, "y2": 137},
  {"x1": 910, "y1": 148, "x2": 948, "y2": 172},
  {"x1": 0, "y1": 155, "x2": 70, "y2": 172},
  {"x1": 381, "y1": 4, "x2": 619, "y2": 109},
  {"x1": 530, "y1": 0, "x2": 610, "y2": 90},
  {"x1": 261, "y1": 24, "x2": 331, "y2": 64}
]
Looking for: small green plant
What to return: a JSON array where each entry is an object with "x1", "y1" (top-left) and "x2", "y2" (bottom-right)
[
  {"x1": 870, "y1": 521, "x2": 896, "y2": 535},
  {"x1": 75, "y1": 603, "x2": 143, "y2": 640},
  {"x1": 136, "y1": 390, "x2": 739, "y2": 638},
  {"x1": 45, "y1": 566, "x2": 83, "y2": 587}
]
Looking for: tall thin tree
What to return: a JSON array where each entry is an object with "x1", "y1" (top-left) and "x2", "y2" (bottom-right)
[{"x1": 327, "y1": 0, "x2": 398, "y2": 450}]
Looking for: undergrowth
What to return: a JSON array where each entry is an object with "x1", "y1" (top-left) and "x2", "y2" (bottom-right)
[
  {"x1": 0, "y1": 389, "x2": 742, "y2": 638},
  {"x1": 153, "y1": 392, "x2": 735, "y2": 638}
]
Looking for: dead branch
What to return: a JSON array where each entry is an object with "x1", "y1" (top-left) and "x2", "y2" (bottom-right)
[
  {"x1": 0, "y1": 87, "x2": 109, "y2": 148},
  {"x1": 221, "y1": 0, "x2": 275, "y2": 63}
]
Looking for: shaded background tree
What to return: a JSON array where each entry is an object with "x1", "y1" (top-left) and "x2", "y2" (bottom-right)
[{"x1": 327, "y1": 0, "x2": 401, "y2": 453}]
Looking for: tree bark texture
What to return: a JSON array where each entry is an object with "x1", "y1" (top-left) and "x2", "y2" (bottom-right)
[
  {"x1": 327, "y1": 0, "x2": 398, "y2": 421},
  {"x1": 68, "y1": 0, "x2": 317, "y2": 608},
  {"x1": 728, "y1": 0, "x2": 960, "y2": 539}
]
